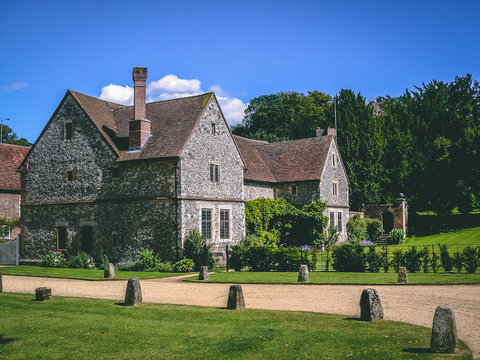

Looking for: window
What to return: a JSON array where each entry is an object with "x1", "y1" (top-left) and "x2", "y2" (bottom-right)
[
  {"x1": 57, "y1": 226, "x2": 67, "y2": 250},
  {"x1": 201, "y1": 209, "x2": 212, "y2": 240},
  {"x1": 291, "y1": 185, "x2": 297, "y2": 195},
  {"x1": 329, "y1": 212, "x2": 335, "y2": 228},
  {"x1": 64, "y1": 122, "x2": 73, "y2": 140},
  {"x1": 81, "y1": 226, "x2": 93, "y2": 253},
  {"x1": 337, "y1": 212, "x2": 342, "y2": 233},
  {"x1": 211, "y1": 123, "x2": 216, "y2": 135},
  {"x1": 220, "y1": 209, "x2": 230, "y2": 239},
  {"x1": 332, "y1": 153, "x2": 336, "y2": 167},
  {"x1": 1, "y1": 225, "x2": 11, "y2": 239},
  {"x1": 209, "y1": 164, "x2": 219, "y2": 182},
  {"x1": 18, "y1": 198, "x2": 21, "y2": 217},
  {"x1": 332, "y1": 182, "x2": 338, "y2": 196},
  {"x1": 66, "y1": 170, "x2": 76, "y2": 182}
]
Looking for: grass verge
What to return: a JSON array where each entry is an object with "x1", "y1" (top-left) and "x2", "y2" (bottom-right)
[
  {"x1": 0, "y1": 265, "x2": 191, "y2": 280},
  {"x1": 0, "y1": 293, "x2": 472, "y2": 359},
  {"x1": 185, "y1": 271, "x2": 480, "y2": 285}
]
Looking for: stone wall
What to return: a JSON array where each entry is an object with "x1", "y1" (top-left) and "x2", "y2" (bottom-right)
[
  {"x1": 362, "y1": 200, "x2": 408, "y2": 235},
  {"x1": 0, "y1": 193, "x2": 20, "y2": 219},
  {"x1": 244, "y1": 181, "x2": 274, "y2": 201},
  {"x1": 274, "y1": 181, "x2": 320, "y2": 207}
]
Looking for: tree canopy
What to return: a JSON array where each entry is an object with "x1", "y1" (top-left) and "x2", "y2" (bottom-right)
[{"x1": 1, "y1": 124, "x2": 31, "y2": 146}]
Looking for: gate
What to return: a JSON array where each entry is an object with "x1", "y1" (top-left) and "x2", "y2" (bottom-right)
[{"x1": 0, "y1": 234, "x2": 19, "y2": 266}]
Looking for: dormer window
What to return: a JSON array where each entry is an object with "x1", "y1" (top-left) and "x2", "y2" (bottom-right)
[
  {"x1": 212, "y1": 123, "x2": 216, "y2": 135},
  {"x1": 64, "y1": 122, "x2": 73, "y2": 140}
]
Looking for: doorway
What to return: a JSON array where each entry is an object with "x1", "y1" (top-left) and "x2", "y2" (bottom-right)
[
  {"x1": 81, "y1": 226, "x2": 93, "y2": 254},
  {"x1": 382, "y1": 211, "x2": 394, "y2": 233}
]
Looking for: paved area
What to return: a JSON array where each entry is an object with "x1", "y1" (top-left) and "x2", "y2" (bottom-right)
[{"x1": 3, "y1": 275, "x2": 480, "y2": 359}]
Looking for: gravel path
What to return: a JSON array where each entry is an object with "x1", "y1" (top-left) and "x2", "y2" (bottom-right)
[{"x1": 3, "y1": 275, "x2": 480, "y2": 359}]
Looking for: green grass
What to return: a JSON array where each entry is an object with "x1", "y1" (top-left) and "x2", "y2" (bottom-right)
[
  {"x1": 185, "y1": 271, "x2": 480, "y2": 285},
  {"x1": 0, "y1": 293, "x2": 471, "y2": 359},
  {"x1": 404, "y1": 227, "x2": 480, "y2": 247},
  {"x1": 0, "y1": 265, "x2": 191, "y2": 280}
]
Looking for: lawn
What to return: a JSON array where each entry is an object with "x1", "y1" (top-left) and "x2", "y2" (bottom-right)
[
  {"x1": 186, "y1": 271, "x2": 480, "y2": 285},
  {"x1": 0, "y1": 265, "x2": 190, "y2": 280},
  {"x1": 403, "y1": 227, "x2": 480, "y2": 247},
  {"x1": 0, "y1": 293, "x2": 471, "y2": 359}
]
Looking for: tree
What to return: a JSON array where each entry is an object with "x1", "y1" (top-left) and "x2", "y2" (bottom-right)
[{"x1": 1, "y1": 124, "x2": 31, "y2": 146}]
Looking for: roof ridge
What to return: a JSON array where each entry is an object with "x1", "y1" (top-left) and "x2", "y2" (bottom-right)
[
  {"x1": 68, "y1": 90, "x2": 127, "y2": 109},
  {"x1": 145, "y1": 92, "x2": 213, "y2": 105}
]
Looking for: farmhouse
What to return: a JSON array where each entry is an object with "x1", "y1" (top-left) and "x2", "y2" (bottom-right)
[
  {"x1": 19, "y1": 68, "x2": 349, "y2": 262},
  {"x1": 0, "y1": 143, "x2": 30, "y2": 240}
]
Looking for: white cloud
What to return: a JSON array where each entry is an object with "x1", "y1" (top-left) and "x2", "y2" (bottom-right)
[
  {"x1": 1, "y1": 82, "x2": 28, "y2": 92},
  {"x1": 99, "y1": 74, "x2": 246, "y2": 124},
  {"x1": 99, "y1": 84, "x2": 133, "y2": 105}
]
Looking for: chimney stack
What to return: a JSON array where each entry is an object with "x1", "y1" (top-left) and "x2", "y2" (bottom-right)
[
  {"x1": 129, "y1": 67, "x2": 151, "y2": 150},
  {"x1": 316, "y1": 127, "x2": 324, "y2": 137}
]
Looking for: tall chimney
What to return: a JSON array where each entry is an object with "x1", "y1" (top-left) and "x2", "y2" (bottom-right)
[{"x1": 129, "y1": 67, "x2": 151, "y2": 150}]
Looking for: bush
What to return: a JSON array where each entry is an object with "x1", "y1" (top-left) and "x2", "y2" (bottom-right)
[
  {"x1": 365, "y1": 246, "x2": 382, "y2": 273},
  {"x1": 332, "y1": 244, "x2": 366, "y2": 272},
  {"x1": 157, "y1": 262, "x2": 173, "y2": 272},
  {"x1": 462, "y1": 246, "x2": 479, "y2": 273},
  {"x1": 390, "y1": 248, "x2": 406, "y2": 272},
  {"x1": 431, "y1": 249, "x2": 439, "y2": 273},
  {"x1": 246, "y1": 245, "x2": 277, "y2": 271},
  {"x1": 420, "y1": 247, "x2": 430, "y2": 273},
  {"x1": 378, "y1": 246, "x2": 389, "y2": 273},
  {"x1": 439, "y1": 244, "x2": 453, "y2": 272},
  {"x1": 404, "y1": 247, "x2": 422, "y2": 273},
  {"x1": 276, "y1": 247, "x2": 302, "y2": 271},
  {"x1": 117, "y1": 261, "x2": 142, "y2": 271},
  {"x1": 366, "y1": 219, "x2": 382, "y2": 243},
  {"x1": 40, "y1": 251, "x2": 66, "y2": 268},
  {"x1": 453, "y1": 252, "x2": 463, "y2": 273},
  {"x1": 173, "y1": 258, "x2": 194, "y2": 273},
  {"x1": 229, "y1": 244, "x2": 247, "y2": 271},
  {"x1": 68, "y1": 252, "x2": 96, "y2": 269},
  {"x1": 346, "y1": 215, "x2": 367, "y2": 244},
  {"x1": 390, "y1": 229, "x2": 404, "y2": 245},
  {"x1": 183, "y1": 230, "x2": 214, "y2": 271},
  {"x1": 137, "y1": 249, "x2": 161, "y2": 271},
  {"x1": 97, "y1": 255, "x2": 110, "y2": 270}
]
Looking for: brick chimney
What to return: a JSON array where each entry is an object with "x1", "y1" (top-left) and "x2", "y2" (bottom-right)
[
  {"x1": 129, "y1": 67, "x2": 151, "y2": 150},
  {"x1": 316, "y1": 127, "x2": 324, "y2": 137}
]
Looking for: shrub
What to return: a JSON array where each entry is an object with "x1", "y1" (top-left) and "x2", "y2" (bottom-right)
[
  {"x1": 404, "y1": 247, "x2": 422, "y2": 273},
  {"x1": 439, "y1": 244, "x2": 453, "y2": 272},
  {"x1": 117, "y1": 261, "x2": 141, "y2": 271},
  {"x1": 97, "y1": 255, "x2": 110, "y2": 270},
  {"x1": 420, "y1": 247, "x2": 430, "y2": 273},
  {"x1": 68, "y1": 252, "x2": 96, "y2": 269},
  {"x1": 390, "y1": 229, "x2": 404, "y2": 245},
  {"x1": 276, "y1": 247, "x2": 302, "y2": 271},
  {"x1": 332, "y1": 244, "x2": 366, "y2": 272},
  {"x1": 462, "y1": 246, "x2": 479, "y2": 273},
  {"x1": 245, "y1": 245, "x2": 277, "y2": 271},
  {"x1": 346, "y1": 215, "x2": 367, "y2": 244},
  {"x1": 183, "y1": 230, "x2": 214, "y2": 271},
  {"x1": 365, "y1": 246, "x2": 382, "y2": 273},
  {"x1": 366, "y1": 219, "x2": 382, "y2": 243},
  {"x1": 157, "y1": 262, "x2": 173, "y2": 272},
  {"x1": 173, "y1": 258, "x2": 194, "y2": 273},
  {"x1": 229, "y1": 244, "x2": 247, "y2": 271},
  {"x1": 40, "y1": 251, "x2": 66, "y2": 268},
  {"x1": 431, "y1": 249, "x2": 439, "y2": 273},
  {"x1": 390, "y1": 248, "x2": 406, "y2": 272},
  {"x1": 453, "y1": 252, "x2": 463, "y2": 273},
  {"x1": 378, "y1": 246, "x2": 389, "y2": 273},
  {"x1": 137, "y1": 248, "x2": 161, "y2": 271}
]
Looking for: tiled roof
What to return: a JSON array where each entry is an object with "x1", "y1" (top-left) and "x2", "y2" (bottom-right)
[
  {"x1": 234, "y1": 135, "x2": 332, "y2": 183},
  {"x1": 70, "y1": 90, "x2": 214, "y2": 161},
  {"x1": 0, "y1": 143, "x2": 30, "y2": 191}
]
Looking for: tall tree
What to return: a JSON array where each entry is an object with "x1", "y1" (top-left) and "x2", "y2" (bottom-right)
[{"x1": 1, "y1": 124, "x2": 31, "y2": 146}]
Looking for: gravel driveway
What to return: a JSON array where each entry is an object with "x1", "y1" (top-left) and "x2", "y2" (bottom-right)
[{"x1": 3, "y1": 275, "x2": 480, "y2": 359}]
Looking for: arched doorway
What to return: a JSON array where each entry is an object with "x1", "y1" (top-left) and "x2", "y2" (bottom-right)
[{"x1": 382, "y1": 211, "x2": 394, "y2": 233}]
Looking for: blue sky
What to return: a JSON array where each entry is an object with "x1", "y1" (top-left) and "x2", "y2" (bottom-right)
[{"x1": 1, "y1": 0, "x2": 479, "y2": 143}]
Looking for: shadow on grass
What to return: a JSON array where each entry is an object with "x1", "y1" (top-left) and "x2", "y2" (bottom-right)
[
  {"x1": 0, "y1": 334, "x2": 19, "y2": 345},
  {"x1": 342, "y1": 317, "x2": 362, "y2": 322},
  {"x1": 403, "y1": 347, "x2": 432, "y2": 354},
  {"x1": 114, "y1": 302, "x2": 128, "y2": 307}
]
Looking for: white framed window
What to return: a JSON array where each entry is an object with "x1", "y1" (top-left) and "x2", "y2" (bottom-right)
[
  {"x1": 201, "y1": 209, "x2": 212, "y2": 240},
  {"x1": 337, "y1": 212, "x2": 342, "y2": 233},
  {"x1": 220, "y1": 209, "x2": 230, "y2": 240},
  {"x1": 332, "y1": 182, "x2": 338, "y2": 196},
  {"x1": 209, "y1": 163, "x2": 219, "y2": 182},
  {"x1": 1, "y1": 225, "x2": 11, "y2": 239}
]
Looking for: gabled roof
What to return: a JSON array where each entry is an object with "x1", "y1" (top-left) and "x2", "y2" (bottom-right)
[
  {"x1": 70, "y1": 91, "x2": 214, "y2": 161},
  {"x1": 0, "y1": 143, "x2": 30, "y2": 191},
  {"x1": 234, "y1": 135, "x2": 333, "y2": 183}
]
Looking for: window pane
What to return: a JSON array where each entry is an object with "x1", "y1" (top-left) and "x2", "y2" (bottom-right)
[
  {"x1": 337, "y1": 212, "x2": 342, "y2": 233},
  {"x1": 201, "y1": 209, "x2": 212, "y2": 239},
  {"x1": 210, "y1": 164, "x2": 214, "y2": 181},
  {"x1": 215, "y1": 165, "x2": 219, "y2": 182},
  {"x1": 220, "y1": 210, "x2": 229, "y2": 239},
  {"x1": 329, "y1": 212, "x2": 335, "y2": 227}
]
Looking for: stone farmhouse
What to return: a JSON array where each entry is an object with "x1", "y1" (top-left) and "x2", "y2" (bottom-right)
[
  {"x1": 0, "y1": 143, "x2": 30, "y2": 241},
  {"x1": 19, "y1": 67, "x2": 349, "y2": 262}
]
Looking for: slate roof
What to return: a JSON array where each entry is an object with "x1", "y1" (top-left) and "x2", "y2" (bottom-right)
[
  {"x1": 0, "y1": 143, "x2": 30, "y2": 191},
  {"x1": 70, "y1": 90, "x2": 214, "y2": 161},
  {"x1": 234, "y1": 135, "x2": 333, "y2": 183}
]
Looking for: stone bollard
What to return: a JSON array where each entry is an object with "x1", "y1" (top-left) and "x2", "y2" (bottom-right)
[
  {"x1": 35, "y1": 287, "x2": 52, "y2": 301},
  {"x1": 0, "y1": 271, "x2": 2, "y2": 293},
  {"x1": 124, "y1": 277, "x2": 142, "y2": 306},
  {"x1": 397, "y1": 267, "x2": 408, "y2": 283},
  {"x1": 431, "y1": 306, "x2": 457, "y2": 353},
  {"x1": 297, "y1": 264, "x2": 309, "y2": 282},
  {"x1": 359, "y1": 288, "x2": 383, "y2": 321},
  {"x1": 198, "y1": 266, "x2": 209, "y2": 280},
  {"x1": 227, "y1": 285, "x2": 245, "y2": 310},
  {"x1": 104, "y1": 263, "x2": 116, "y2": 279}
]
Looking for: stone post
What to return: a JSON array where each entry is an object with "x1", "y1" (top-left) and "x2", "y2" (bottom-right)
[
  {"x1": 431, "y1": 306, "x2": 457, "y2": 353},
  {"x1": 0, "y1": 271, "x2": 2, "y2": 293},
  {"x1": 198, "y1": 266, "x2": 209, "y2": 280},
  {"x1": 124, "y1": 277, "x2": 142, "y2": 306},
  {"x1": 35, "y1": 287, "x2": 51, "y2": 301},
  {"x1": 227, "y1": 285, "x2": 245, "y2": 310},
  {"x1": 397, "y1": 267, "x2": 408, "y2": 283},
  {"x1": 359, "y1": 288, "x2": 383, "y2": 321},
  {"x1": 297, "y1": 264, "x2": 309, "y2": 282},
  {"x1": 104, "y1": 263, "x2": 116, "y2": 279}
]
